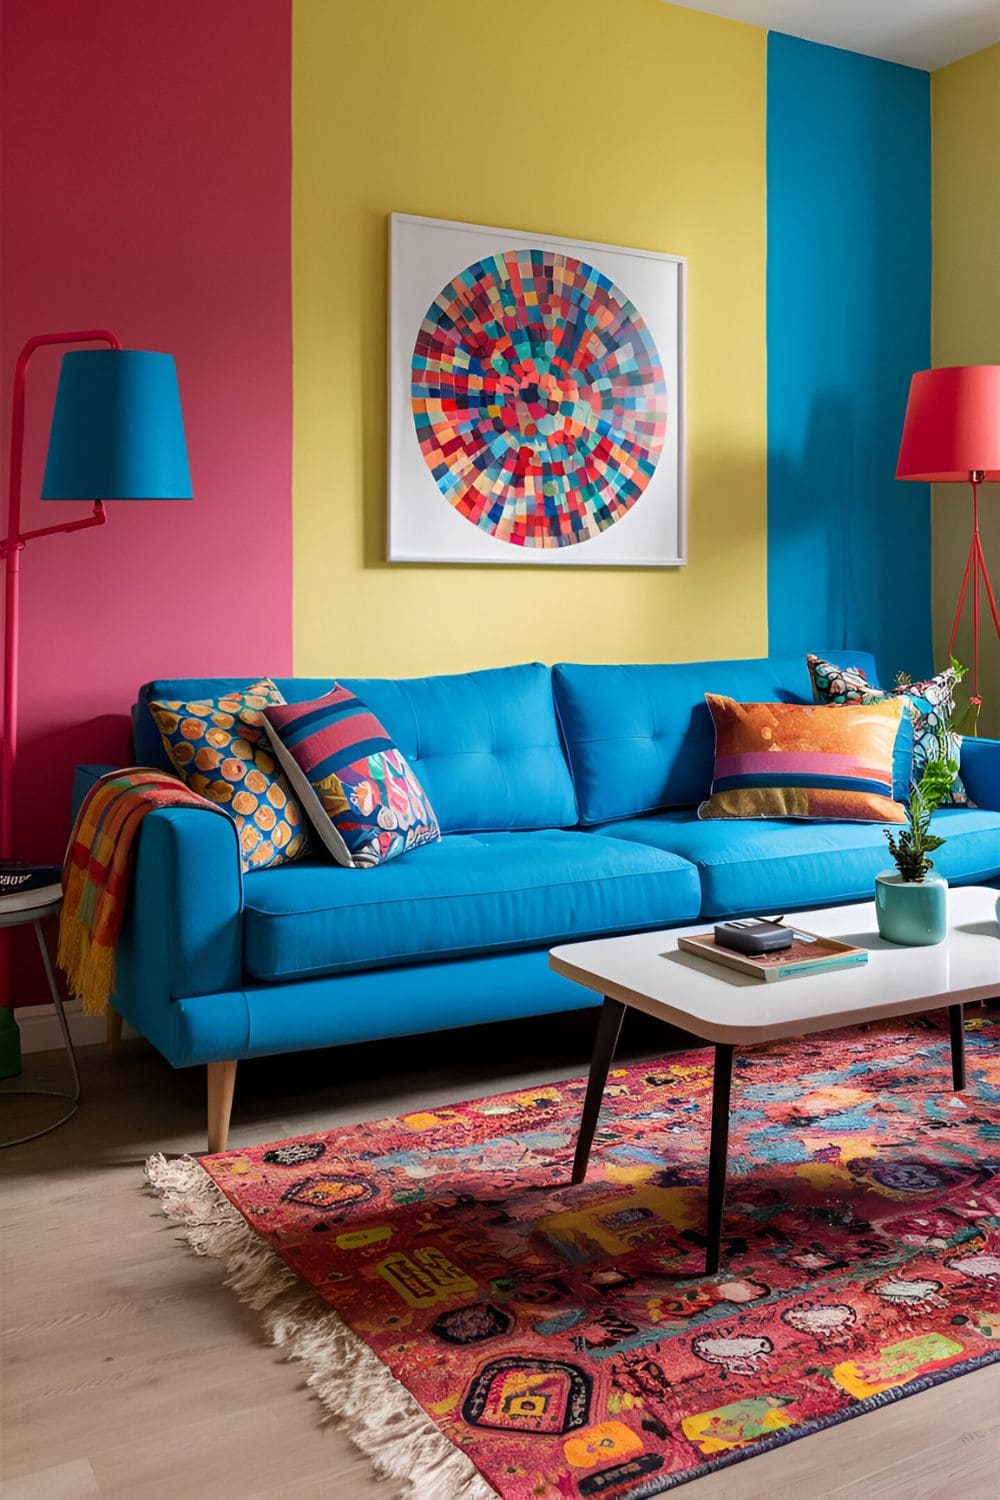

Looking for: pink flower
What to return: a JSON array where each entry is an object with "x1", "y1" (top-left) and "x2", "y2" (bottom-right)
[
  {"x1": 386, "y1": 772, "x2": 412, "y2": 820},
  {"x1": 352, "y1": 779, "x2": 379, "y2": 816}
]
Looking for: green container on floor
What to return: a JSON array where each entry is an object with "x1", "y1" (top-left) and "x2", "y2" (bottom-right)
[
  {"x1": 875, "y1": 871, "x2": 949, "y2": 946},
  {"x1": 0, "y1": 1006, "x2": 21, "y2": 1078}
]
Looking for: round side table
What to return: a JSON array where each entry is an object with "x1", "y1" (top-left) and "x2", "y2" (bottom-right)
[{"x1": 0, "y1": 895, "x2": 81, "y2": 1148}]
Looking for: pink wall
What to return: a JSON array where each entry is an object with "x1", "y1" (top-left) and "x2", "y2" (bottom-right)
[{"x1": 1, "y1": 0, "x2": 292, "y2": 1001}]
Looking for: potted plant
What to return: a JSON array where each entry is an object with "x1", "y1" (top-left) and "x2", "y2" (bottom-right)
[{"x1": 876, "y1": 757, "x2": 957, "y2": 945}]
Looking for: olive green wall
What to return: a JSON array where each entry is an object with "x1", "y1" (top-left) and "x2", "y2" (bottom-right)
[{"x1": 931, "y1": 44, "x2": 1000, "y2": 729}]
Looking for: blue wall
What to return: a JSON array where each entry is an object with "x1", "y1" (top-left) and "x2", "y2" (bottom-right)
[{"x1": 767, "y1": 33, "x2": 932, "y2": 681}]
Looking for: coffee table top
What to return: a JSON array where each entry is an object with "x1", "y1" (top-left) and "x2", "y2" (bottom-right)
[{"x1": 549, "y1": 884, "x2": 1000, "y2": 1044}]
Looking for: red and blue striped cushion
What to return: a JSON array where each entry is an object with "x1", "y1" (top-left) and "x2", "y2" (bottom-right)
[{"x1": 263, "y1": 685, "x2": 440, "y2": 867}]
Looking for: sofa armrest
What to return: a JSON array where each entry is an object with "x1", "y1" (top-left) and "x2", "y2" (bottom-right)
[
  {"x1": 957, "y1": 736, "x2": 1000, "y2": 811},
  {"x1": 114, "y1": 807, "x2": 244, "y2": 1034}
]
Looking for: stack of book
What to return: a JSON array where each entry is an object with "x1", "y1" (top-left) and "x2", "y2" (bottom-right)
[{"x1": 0, "y1": 863, "x2": 63, "y2": 913}]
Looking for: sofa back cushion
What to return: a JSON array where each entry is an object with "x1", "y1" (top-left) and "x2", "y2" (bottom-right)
[
  {"x1": 553, "y1": 650, "x2": 880, "y2": 825},
  {"x1": 339, "y1": 664, "x2": 577, "y2": 833},
  {"x1": 136, "y1": 663, "x2": 577, "y2": 835}
]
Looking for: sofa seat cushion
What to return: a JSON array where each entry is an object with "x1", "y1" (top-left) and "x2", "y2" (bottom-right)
[
  {"x1": 242, "y1": 830, "x2": 700, "y2": 981},
  {"x1": 594, "y1": 808, "x2": 1000, "y2": 918}
]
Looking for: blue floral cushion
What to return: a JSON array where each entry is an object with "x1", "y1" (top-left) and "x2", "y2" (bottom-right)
[{"x1": 807, "y1": 655, "x2": 972, "y2": 807}]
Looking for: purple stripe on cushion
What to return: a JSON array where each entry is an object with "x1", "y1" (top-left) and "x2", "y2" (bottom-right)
[{"x1": 714, "y1": 751, "x2": 891, "y2": 783}]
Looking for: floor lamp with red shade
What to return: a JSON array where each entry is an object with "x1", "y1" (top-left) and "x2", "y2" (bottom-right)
[
  {"x1": 896, "y1": 365, "x2": 1000, "y2": 717},
  {"x1": 0, "y1": 333, "x2": 191, "y2": 1079}
]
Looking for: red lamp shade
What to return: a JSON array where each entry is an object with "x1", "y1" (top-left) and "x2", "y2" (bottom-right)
[{"x1": 896, "y1": 365, "x2": 1000, "y2": 482}]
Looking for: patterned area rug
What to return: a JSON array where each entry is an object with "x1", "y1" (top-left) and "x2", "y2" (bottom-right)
[{"x1": 149, "y1": 1015, "x2": 1000, "y2": 1499}]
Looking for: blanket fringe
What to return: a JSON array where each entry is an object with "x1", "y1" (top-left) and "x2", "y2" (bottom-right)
[{"x1": 146, "y1": 1154, "x2": 497, "y2": 1500}]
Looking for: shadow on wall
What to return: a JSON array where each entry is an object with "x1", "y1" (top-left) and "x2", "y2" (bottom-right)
[
  {"x1": 9, "y1": 713, "x2": 130, "y2": 1008},
  {"x1": 770, "y1": 390, "x2": 930, "y2": 682},
  {"x1": 362, "y1": 212, "x2": 389, "y2": 570},
  {"x1": 14, "y1": 713, "x2": 133, "y2": 863},
  {"x1": 769, "y1": 393, "x2": 859, "y2": 662}
]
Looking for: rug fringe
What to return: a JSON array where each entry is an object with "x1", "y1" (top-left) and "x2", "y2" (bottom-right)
[{"x1": 146, "y1": 1153, "x2": 497, "y2": 1500}]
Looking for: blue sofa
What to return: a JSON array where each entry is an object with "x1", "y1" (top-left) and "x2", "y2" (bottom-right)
[{"x1": 104, "y1": 650, "x2": 1000, "y2": 1147}]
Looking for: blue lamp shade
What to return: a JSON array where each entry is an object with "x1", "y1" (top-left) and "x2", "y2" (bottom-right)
[{"x1": 41, "y1": 349, "x2": 192, "y2": 500}]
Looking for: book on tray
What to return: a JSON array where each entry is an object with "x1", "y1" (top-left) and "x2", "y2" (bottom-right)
[
  {"x1": 678, "y1": 927, "x2": 867, "y2": 982},
  {"x1": 0, "y1": 862, "x2": 63, "y2": 911}
]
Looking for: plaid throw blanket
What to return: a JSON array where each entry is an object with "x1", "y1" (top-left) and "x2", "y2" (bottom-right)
[{"x1": 58, "y1": 768, "x2": 227, "y2": 1017}]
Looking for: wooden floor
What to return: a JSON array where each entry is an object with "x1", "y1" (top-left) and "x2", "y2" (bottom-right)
[{"x1": 2, "y1": 1012, "x2": 998, "y2": 1500}]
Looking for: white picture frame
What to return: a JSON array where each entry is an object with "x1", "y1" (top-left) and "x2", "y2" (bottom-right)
[{"x1": 388, "y1": 213, "x2": 686, "y2": 567}]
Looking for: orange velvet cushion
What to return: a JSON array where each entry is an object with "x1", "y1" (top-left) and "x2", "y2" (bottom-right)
[{"x1": 698, "y1": 695, "x2": 908, "y2": 823}]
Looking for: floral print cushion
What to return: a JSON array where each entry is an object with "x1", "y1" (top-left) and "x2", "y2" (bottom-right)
[
  {"x1": 262, "y1": 684, "x2": 440, "y2": 867},
  {"x1": 807, "y1": 655, "x2": 972, "y2": 807}
]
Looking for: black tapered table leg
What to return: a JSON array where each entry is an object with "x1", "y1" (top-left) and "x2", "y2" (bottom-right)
[
  {"x1": 571, "y1": 997, "x2": 627, "y2": 1183},
  {"x1": 705, "y1": 1043, "x2": 735, "y2": 1275},
  {"x1": 949, "y1": 1003, "x2": 966, "y2": 1091}
]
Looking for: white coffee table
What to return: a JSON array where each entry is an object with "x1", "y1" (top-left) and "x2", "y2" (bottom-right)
[{"x1": 549, "y1": 884, "x2": 1000, "y2": 1274}]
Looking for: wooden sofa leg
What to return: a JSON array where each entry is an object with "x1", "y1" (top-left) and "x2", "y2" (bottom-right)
[
  {"x1": 107, "y1": 1007, "x2": 123, "y2": 1056},
  {"x1": 207, "y1": 1061, "x2": 237, "y2": 1154}
]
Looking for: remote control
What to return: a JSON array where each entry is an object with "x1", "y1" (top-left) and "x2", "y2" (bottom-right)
[{"x1": 714, "y1": 918, "x2": 794, "y2": 955}]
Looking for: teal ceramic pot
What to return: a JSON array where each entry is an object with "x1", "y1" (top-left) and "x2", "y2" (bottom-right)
[{"x1": 875, "y1": 871, "x2": 949, "y2": 945}]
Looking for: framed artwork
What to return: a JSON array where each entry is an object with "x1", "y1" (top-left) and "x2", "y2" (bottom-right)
[{"x1": 388, "y1": 213, "x2": 686, "y2": 566}]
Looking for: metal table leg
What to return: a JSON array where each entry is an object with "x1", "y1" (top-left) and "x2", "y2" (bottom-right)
[
  {"x1": 705, "y1": 1043, "x2": 734, "y2": 1275},
  {"x1": 571, "y1": 996, "x2": 626, "y2": 1183},
  {"x1": 0, "y1": 918, "x2": 81, "y2": 1148},
  {"x1": 949, "y1": 1003, "x2": 966, "y2": 1091}
]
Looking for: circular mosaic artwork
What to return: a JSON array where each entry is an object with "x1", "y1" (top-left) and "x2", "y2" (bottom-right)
[{"x1": 411, "y1": 248, "x2": 667, "y2": 548}]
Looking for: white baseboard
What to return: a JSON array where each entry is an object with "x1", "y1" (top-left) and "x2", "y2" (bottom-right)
[{"x1": 14, "y1": 1001, "x2": 135, "y2": 1054}]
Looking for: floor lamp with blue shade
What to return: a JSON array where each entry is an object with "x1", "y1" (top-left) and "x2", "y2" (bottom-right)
[{"x1": 0, "y1": 331, "x2": 192, "y2": 1082}]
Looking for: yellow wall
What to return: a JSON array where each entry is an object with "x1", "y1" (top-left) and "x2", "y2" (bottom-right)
[
  {"x1": 292, "y1": 0, "x2": 766, "y2": 676},
  {"x1": 931, "y1": 44, "x2": 1000, "y2": 726}
]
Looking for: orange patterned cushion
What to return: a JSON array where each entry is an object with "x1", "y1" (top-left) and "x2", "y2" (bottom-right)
[
  {"x1": 149, "y1": 679, "x2": 310, "y2": 870},
  {"x1": 698, "y1": 695, "x2": 908, "y2": 823}
]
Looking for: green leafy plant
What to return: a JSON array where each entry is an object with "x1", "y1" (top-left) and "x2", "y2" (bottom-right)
[
  {"x1": 904, "y1": 656, "x2": 981, "y2": 737},
  {"x1": 882, "y1": 658, "x2": 968, "y2": 880},
  {"x1": 884, "y1": 756, "x2": 958, "y2": 882},
  {"x1": 894, "y1": 654, "x2": 968, "y2": 698},
  {"x1": 948, "y1": 654, "x2": 980, "y2": 737}
]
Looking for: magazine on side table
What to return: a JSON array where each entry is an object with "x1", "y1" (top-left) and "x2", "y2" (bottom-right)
[{"x1": 0, "y1": 862, "x2": 63, "y2": 912}]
